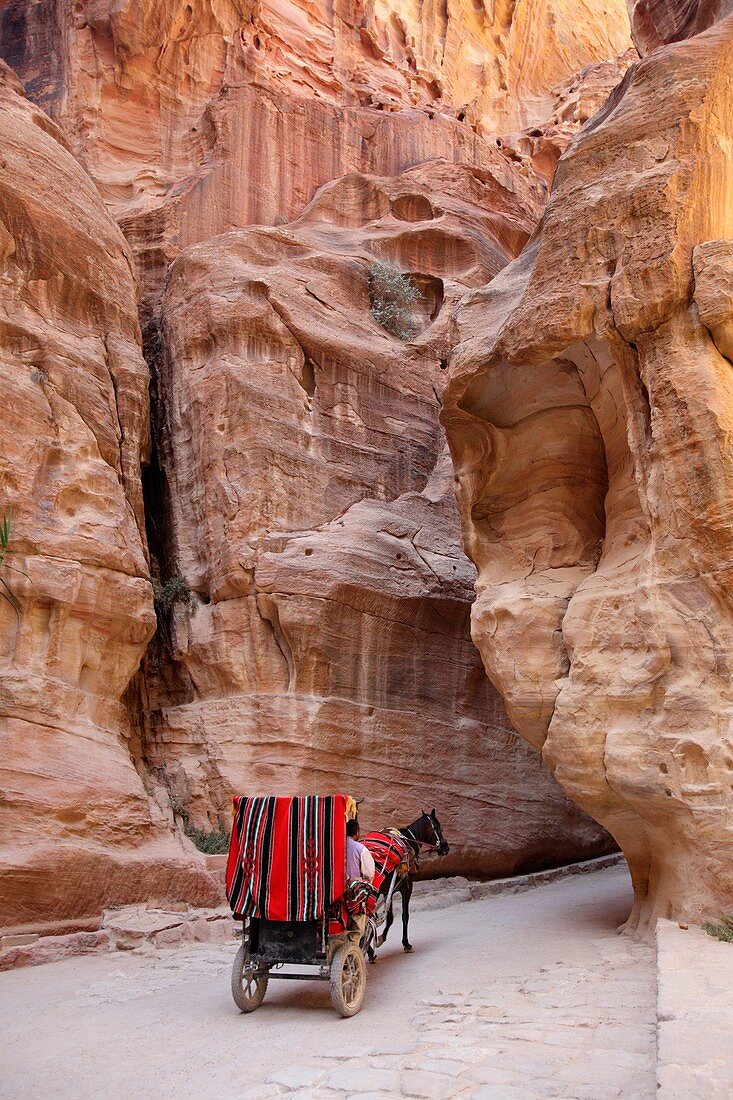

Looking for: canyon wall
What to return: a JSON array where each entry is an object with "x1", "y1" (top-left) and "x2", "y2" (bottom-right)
[
  {"x1": 0, "y1": 62, "x2": 220, "y2": 933},
  {"x1": 0, "y1": 0, "x2": 636, "y2": 928},
  {"x1": 0, "y1": 0, "x2": 633, "y2": 325},
  {"x1": 142, "y1": 160, "x2": 612, "y2": 875},
  {"x1": 442, "y1": 7, "x2": 733, "y2": 929}
]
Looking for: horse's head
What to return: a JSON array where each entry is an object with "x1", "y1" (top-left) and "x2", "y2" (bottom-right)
[{"x1": 421, "y1": 808, "x2": 449, "y2": 856}]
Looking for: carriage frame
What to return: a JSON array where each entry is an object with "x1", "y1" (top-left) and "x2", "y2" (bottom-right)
[{"x1": 231, "y1": 910, "x2": 370, "y2": 1017}]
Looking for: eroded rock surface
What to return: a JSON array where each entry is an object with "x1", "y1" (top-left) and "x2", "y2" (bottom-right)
[
  {"x1": 442, "y1": 13, "x2": 733, "y2": 929},
  {"x1": 0, "y1": 0, "x2": 633, "y2": 926},
  {"x1": 144, "y1": 162, "x2": 613, "y2": 875},
  {"x1": 0, "y1": 0, "x2": 633, "y2": 328},
  {"x1": 0, "y1": 62, "x2": 220, "y2": 932}
]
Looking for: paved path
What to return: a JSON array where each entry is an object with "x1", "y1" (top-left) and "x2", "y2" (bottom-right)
[{"x1": 1, "y1": 865, "x2": 655, "y2": 1099}]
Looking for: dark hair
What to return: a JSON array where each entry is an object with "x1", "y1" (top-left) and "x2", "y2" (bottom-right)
[{"x1": 346, "y1": 818, "x2": 359, "y2": 837}]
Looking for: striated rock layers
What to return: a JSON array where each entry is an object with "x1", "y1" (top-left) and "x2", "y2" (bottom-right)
[
  {"x1": 145, "y1": 160, "x2": 613, "y2": 875},
  {"x1": 0, "y1": 0, "x2": 633, "y2": 325},
  {"x1": 442, "y1": 12, "x2": 733, "y2": 930},
  {"x1": 0, "y1": 63, "x2": 220, "y2": 933},
  {"x1": 0, "y1": 0, "x2": 632, "y2": 926}
]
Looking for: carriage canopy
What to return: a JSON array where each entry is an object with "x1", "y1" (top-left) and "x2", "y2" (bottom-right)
[{"x1": 225, "y1": 794, "x2": 350, "y2": 922}]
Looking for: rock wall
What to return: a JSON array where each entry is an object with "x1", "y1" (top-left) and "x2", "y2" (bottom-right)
[
  {"x1": 442, "y1": 8, "x2": 733, "y2": 930},
  {"x1": 0, "y1": 62, "x2": 220, "y2": 933},
  {"x1": 143, "y1": 161, "x2": 612, "y2": 875},
  {"x1": 0, "y1": 0, "x2": 635, "y2": 928},
  {"x1": 0, "y1": 0, "x2": 633, "y2": 325}
]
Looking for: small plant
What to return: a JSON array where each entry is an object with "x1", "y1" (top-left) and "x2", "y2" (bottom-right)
[
  {"x1": 368, "y1": 260, "x2": 422, "y2": 341},
  {"x1": 173, "y1": 801, "x2": 230, "y2": 855},
  {"x1": 0, "y1": 512, "x2": 21, "y2": 618},
  {"x1": 703, "y1": 917, "x2": 733, "y2": 942},
  {"x1": 152, "y1": 574, "x2": 192, "y2": 616},
  {"x1": 185, "y1": 821, "x2": 230, "y2": 855}
]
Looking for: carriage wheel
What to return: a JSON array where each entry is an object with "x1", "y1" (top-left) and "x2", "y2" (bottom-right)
[
  {"x1": 231, "y1": 944, "x2": 269, "y2": 1013},
  {"x1": 329, "y1": 942, "x2": 366, "y2": 1017}
]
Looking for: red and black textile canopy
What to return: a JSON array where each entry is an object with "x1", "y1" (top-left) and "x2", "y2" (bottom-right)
[{"x1": 225, "y1": 795, "x2": 348, "y2": 921}]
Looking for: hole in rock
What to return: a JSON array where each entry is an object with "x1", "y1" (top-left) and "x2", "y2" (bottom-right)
[
  {"x1": 678, "y1": 742, "x2": 709, "y2": 785},
  {"x1": 300, "y1": 357, "x2": 316, "y2": 398},
  {"x1": 409, "y1": 273, "x2": 444, "y2": 333},
  {"x1": 391, "y1": 194, "x2": 435, "y2": 222},
  {"x1": 458, "y1": 350, "x2": 609, "y2": 575},
  {"x1": 57, "y1": 808, "x2": 86, "y2": 825},
  {"x1": 304, "y1": 548, "x2": 313, "y2": 556},
  {"x1": 79, "y1": 662, "x2": 97, "y2": 692},
  {"x1": 305, "y1": 175, "x2": 389, "y2": 228}
]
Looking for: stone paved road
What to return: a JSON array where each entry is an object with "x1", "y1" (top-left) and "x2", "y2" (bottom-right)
[{"x1": 0, "y1": 865, "x2": 655, "y2": 1099}]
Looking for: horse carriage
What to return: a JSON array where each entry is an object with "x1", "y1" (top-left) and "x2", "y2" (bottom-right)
[{"x1": 225, "y1": 793, "x2": 448, "y2": 1017}]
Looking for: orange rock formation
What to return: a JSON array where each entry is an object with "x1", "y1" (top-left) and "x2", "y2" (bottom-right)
[
  {"x1": 0, "y1": 0, "x2": 632, "y2": 320},
  {"x1": 143, "y1": 161, "x2": 612, "y2": 875},
  {"x1": 0, "y1": 62, "x2": 221, "y2": 932},
  {"x1": 442, "y1": 8, "x2": 733, "y2": 931},
  {"x1": 0, "y1": 0, "x2": 636, "y2": 929}
]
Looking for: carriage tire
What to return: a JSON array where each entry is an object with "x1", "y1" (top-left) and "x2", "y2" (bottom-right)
[
  {"x1": 329, "y1": 942, "x2": 367, "y2": 1017},
  {"x1": 231, "y1": 944, "x2": 268, "y2": 1013}
]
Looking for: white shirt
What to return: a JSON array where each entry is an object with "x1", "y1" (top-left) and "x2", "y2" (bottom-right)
[{"x1": 346, "y1": 836, "x2": 375, "y2": 882}]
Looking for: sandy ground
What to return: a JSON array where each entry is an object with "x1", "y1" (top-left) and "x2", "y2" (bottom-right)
[{"x1": 0, "y1": 865, "x2": 655, "y2": 1099}]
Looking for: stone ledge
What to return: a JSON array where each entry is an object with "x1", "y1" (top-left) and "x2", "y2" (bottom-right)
[
  {"x1": 0, "y1": 930, "x2": 111, "y2": 971},
  {"x1": 0, "y1": 906, "x2": 236, "y2": 971},
  {"x1": 103, "y1": 903, "x2": 235, "y2": 951},
  {"x1": 0, "y1": 853, "x2": 624, "y2": 970},
  {"x1": 411, "y1": 852, "x2": 626, "y2": 912},
  {"x1": 656, "y1": 918, "x2": 733, "y2": 1098}
]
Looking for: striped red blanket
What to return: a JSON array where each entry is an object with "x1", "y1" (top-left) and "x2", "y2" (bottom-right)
[
  {"x1": 363, "y1": 831, "x2": 413, "y2": 892},
  {"x1": 226, "y1": 795, "x2": 347, "y2": 921}
]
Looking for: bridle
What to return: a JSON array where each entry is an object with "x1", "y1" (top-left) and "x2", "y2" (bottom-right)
[{"x1": 403, "y1": 814, "x2": 448, "y2": 857}]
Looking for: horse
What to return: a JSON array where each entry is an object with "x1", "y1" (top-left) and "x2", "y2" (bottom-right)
[{"x1": 362, "y1": 809, "x2": 449, "y2": 956}]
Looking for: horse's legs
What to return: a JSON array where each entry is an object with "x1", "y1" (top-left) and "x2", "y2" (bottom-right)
[
  {"x1": 401, "y1": 878, "x2": 413, "y2": 952},
  {"x1": 376, "y1": 873, "x2": 395, "y2": 948}
]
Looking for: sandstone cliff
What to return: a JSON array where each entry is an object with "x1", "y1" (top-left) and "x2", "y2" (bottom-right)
[
  {"x1": 142, "y1": 160, "x2": 612, "y2": 875},
  {"x1": 0, "y1": 62, "x2": 220, "y2": 933},
  {"x1": 442, "y1": 8, "x2": 733, "y2": 929},
  {"x1": 0, "y1": 0, "x2": 635, "y2": 929},
  {"x1": 0, "y1": 0, "x2": 633, "y2": 327}
]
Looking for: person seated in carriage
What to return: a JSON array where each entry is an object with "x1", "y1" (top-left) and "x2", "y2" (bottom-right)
[
  {"x1": 346, "y1": 817, "x2": 375, "y2": 882},
  {"x1": 345, "y1": 817, "x2": 375, "y2": 944}
]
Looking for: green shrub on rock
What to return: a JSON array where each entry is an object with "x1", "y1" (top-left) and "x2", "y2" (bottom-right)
[
  {"x1": 152, "y1": 574, "x2": 192, "y2": 616},
  {"x1": 368, "y1": 260, "x2": 421, "y2": 341},
  {"x1": 703, "y1": 917, "x2": 733, "y2": 942}
]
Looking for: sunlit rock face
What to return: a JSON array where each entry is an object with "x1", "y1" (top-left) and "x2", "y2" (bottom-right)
[
  {"x1": 627, "y1": 0, "x2": 733, "y2": 50},
  {"x1": 0, "y1": 62, "x2": 220, "y2": 933},
  {"x1": 144, "y1": 161, "x2": 614, "y2": 875},
  {"x1": 0, "y1": 0, "x2": 633, "y2": 924},
  {"x1": 442, "y1": 12, "x2": 733, "y2": 932},
  {"x1": 0, "y1": 0, "x2": 633, "y2": 323}
]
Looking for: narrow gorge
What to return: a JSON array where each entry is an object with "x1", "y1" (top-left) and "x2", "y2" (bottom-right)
[{"x1": 0, "y1": 0, "x2": 731, "y2": 941}]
